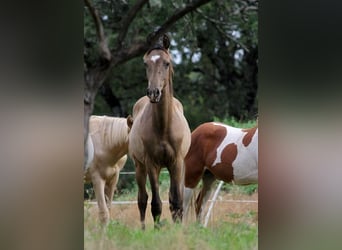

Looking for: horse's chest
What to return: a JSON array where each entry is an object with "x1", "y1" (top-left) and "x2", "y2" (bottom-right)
[{"x1": 143, "y1": 138, "x2": 176, "y2": 165}]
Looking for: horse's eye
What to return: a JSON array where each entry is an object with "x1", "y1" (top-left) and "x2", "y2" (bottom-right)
[
  {"x1": 164, "y1": 62, "x2": 170, "y2": 68},
  {"x1": 144, "y1": 62, "x2": 148, "y2": 68}
]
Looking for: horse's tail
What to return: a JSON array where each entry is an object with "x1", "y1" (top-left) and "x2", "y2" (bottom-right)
[{"x1": 183, "y1": 187, "x2": 197, "y2": 225}]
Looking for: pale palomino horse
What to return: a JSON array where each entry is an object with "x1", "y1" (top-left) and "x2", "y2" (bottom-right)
[
  {"x1": 84, "y1": 133, "x2": 94, "y2": 171},
  {"x1": 84, "y1": 115, "x2": 131, "y2": 224},
  {"x1": 129, "y1": 35, "x2": 191, "y2": 229},
  {"x1": 183, "y1": 122, "x2": 258, "y2": 223}
]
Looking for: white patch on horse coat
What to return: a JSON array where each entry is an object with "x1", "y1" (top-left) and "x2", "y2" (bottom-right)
[
  {"x1": 150, "y1": 55, "x2": 160, "y2": 63},
  {"x1": 212, "y1": 123, "x2": 243, "y2": 166},
  {"x1": 212, "y1": 122, "x2": 258, "y2": 184}
]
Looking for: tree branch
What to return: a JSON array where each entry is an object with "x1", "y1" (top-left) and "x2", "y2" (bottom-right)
[
  {"x1": 112, "y1": 42, "x2": 149, "y2": 66},
  {"x1": 195, "y1": 8, "x2": 250, "y2": 52},
  {"x1": 84, "y1": 0, "x2": 111, "y2": 62},
  {"x1": 112, "y1": 0, "x2": 212, "y2": 66},
  {"x1": 148, "y1": 0, "x2": 212, "y2": 45},
  {"x1": 116, "y1": 0, "x2": 149, "y2": 49}
]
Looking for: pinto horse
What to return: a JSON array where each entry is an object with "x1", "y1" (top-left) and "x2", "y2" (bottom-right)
[
  {"x1": 129, "y1": 35, "x2": 191, "y2": 229},
  {"x1": 84, "y1": 115, "x2": 130, "y2": 224},
  {"x1": 183, "y1": 121, "x2": 258, "y2": 223}
]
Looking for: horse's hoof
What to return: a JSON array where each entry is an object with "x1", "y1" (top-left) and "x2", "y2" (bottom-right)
[{"x1": 154, "y1": 219, "x2": 167, "y2": 230}]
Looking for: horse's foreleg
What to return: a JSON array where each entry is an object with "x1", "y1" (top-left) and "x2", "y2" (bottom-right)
[
  {"x1": 135, "y1": 162, "x2": 148, "y2": 230},
  {"x1": 196, "y1": 170, "x2": 216, "y2": 223},
  {"x1": 168, "y1": 159, "x2": 184, "y2": 223},
  {"x1": 92, "y1": 172, "x2": 109, "y2": 224},
  {"x1": 148, "y1": 166, "x2": 162, "y2": 228}
]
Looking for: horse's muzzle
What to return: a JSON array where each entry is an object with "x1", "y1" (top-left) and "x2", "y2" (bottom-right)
[{"x1": 146, "y1": 88, "x2": 162, "y2": 103}]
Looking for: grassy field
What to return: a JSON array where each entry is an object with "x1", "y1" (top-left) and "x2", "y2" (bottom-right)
[
  {"x1": 84, "y1": 183, "x2": 258, "y2": 250},
  {"x1": 84, "y1": 219, "x2": 257, "y2": 250}
]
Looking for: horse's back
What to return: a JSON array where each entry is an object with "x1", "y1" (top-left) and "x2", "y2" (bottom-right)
[{"x1": 89, "y1": 115, "x2": 130, "y2": 166}]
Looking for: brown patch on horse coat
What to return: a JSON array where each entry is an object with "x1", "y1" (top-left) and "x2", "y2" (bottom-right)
[
  {"x1": 184, "y1": 123, "x2": 229, "y2": 188},
  {"x1": 205, "y1": 125, "x2": 227, "y2": 167},
  {"x1": 210, "y1": 143, "x2": 237, "y2": 182},
  {"x1": 242, "y1": 126, "x2": 257, "y2": 147}
]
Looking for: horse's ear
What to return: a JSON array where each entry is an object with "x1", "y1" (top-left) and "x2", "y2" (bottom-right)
[
  {"x1": 162, "y1": 34, "x2": 170, "y2": 50},
  {"x1": 146, "y1": 33, "x2": 153, "y2": 48},
  {"x1": 127, "y1": 115, "x2": 133, "y2": 131}
]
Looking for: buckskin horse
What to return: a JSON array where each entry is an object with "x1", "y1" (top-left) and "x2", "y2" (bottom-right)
[
  {"x1": 84, "y1": 115, "x2": 131, "y2": 224},
  {"x1": 183, "y1": 121, "x2": 258, "y2": 223},
  {"x1": 129, "y1": 34, "x2": 191, "y2": 229}
]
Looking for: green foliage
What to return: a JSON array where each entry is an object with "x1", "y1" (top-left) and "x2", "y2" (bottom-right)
[
  {"x1": 85, "y1": 0, "x2": 258, "y2": 127},
  {"x1": 213, "y1": 116, "x2": 257, "y2": 129}
]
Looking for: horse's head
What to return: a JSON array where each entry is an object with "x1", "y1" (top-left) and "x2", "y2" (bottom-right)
[{"x1": 143, "y1": 34, "x2": 173, "y2": 103}]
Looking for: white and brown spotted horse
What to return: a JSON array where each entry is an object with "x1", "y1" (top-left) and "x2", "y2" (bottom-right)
[
  {"x1": 84, "y1": 115, "x2": 131, "y2": 224},
  {"x1": 183, "y1": 121, "x2": 258, "y2": 223},
  {"x1": 129, "y1": 34, "x2": 191, "y2": 229}
]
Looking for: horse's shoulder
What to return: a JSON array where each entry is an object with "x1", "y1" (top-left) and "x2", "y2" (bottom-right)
[
  {"x1": 172, "y1": 97, "x2": 184, "y2": 113},
  {"x1": 133, "y1": 96, "x2": 149, "y2": 117}
]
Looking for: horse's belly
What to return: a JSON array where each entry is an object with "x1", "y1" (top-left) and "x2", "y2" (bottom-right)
[{"x1": 232, "y1": 156, "x2": 258, "y2": 184}]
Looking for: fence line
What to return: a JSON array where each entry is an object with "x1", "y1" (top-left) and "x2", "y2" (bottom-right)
[
  {"x1": 85, "y1": 199, "x2": 257, "y2": 205},
  {"x1": 85, "y1": 170, "x2": 257, "y2": 205},
  {"x1": 204, "y1": 180, "x2": 224, "y2": 227},
  {"x1": 120, "y1": 171, "x2": 169, "y2": 175}
]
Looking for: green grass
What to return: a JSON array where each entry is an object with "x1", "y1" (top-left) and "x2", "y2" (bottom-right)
[
  {"x1": 84, "y1": 220, "x2": 257, "y2": 250},
  {"x1": 85, "y1": 180, "x2": 258, "y2": 250},
  {"x1": 213, "y1": 116, "x2": 257, "y2": 128},
  {"x1": 221, "y1": 183, "x2": 258, "y2": 196}
]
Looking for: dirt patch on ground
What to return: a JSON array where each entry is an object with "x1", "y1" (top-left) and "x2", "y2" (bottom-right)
[{"x1": 84, "y1": 191, "x2": 258, "y2": 229}]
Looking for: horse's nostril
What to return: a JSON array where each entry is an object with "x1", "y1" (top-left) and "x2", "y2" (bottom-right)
[{"x1": 147, "y1": 88, "x2": 161, "y2": 100}]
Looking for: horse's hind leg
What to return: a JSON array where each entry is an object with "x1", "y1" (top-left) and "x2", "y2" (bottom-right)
[
  {"x1": 91, "y1": 171, "x2": 109, "y2": 224},
  {"x1": 104, "y1": 169, "x2": 120, "y2": 214},
  {"x1": 196, "y1": 169, "x2": 216, "y2": 223},
  {"x1": 183, "y1": 157, "x2": 205, "y2": 224},
  {"x1": 148, "y1": 166, "x2": 162, "y2": 228},
  {"x1": 135, "y1": 162, "x2": 148, "y2": 230}
]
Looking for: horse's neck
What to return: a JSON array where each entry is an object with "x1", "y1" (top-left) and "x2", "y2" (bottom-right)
[{"x1": 152, "y1": 83, "x2": 173, "y2": 134}]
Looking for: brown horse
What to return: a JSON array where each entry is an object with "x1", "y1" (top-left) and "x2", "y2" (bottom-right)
[
  {"x1": 129, "y1": 35, "x2": 191, "y2": 229},
  {"x1": 183, "y1": 122, "x2": 258, "y2": 223},
  {"x1": 84, "y1": 115, "x2": 130, "y2": 224}
]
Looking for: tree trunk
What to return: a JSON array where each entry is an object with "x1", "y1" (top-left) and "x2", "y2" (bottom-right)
[
  {"x1": 99, "y1": 81, "x2": 124, "y2": 117},
  {"x1": 83, "y1": 65, "x2": 109, "y2": 169}
]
